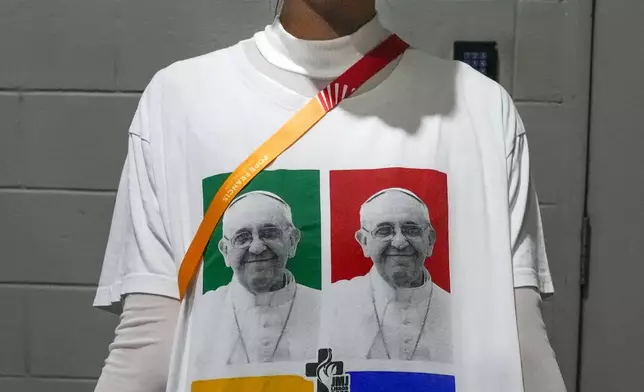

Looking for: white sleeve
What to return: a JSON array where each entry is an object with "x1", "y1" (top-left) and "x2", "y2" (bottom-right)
[
  {"x1": 94, "y1": 73, "x2": 179, "y2": 312},
  {"x1": 504, "y1": 93, "x2": 555, "y2": 296},
  {"x1": 515, "y1": 287, "x2": 567, "y2": 392},
  {"x1": 94, "y1": 294, "x2": 180, "y2": 392}
]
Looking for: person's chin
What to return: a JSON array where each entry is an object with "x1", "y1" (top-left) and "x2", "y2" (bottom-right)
[
  {"x1": 382, "y1": 258, "x2": 419, "y2": 281},
  {"x1": 390, "y1": 267, "x2": 411, "y2": 278}
]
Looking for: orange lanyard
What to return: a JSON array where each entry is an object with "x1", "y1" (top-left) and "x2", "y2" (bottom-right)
[{"x1": 178, "y1": 34, "x2": 409, "y2": 299}]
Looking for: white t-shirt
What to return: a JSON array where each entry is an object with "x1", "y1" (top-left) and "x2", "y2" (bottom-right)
[{"x1": 95, "y1": 26, "x2": 553, "y2": 392}]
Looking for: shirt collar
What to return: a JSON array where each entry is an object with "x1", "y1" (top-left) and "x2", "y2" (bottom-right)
[
  {"x1": 230, "y1": 270, "x2": 296, "y2": 310},
  {"x1": 369, "y1": 266, "x2": 433, "y2": 306},
  {"x1": 254, "y1": 14, "x2": 391, "y2": 79}
]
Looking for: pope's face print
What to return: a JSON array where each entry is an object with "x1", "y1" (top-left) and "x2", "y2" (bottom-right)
[
  {"x1": 356, "y1": 190, "x2": 436, "y2": 288},
  {"x1": 219, "y1": 192, "x2": 301, "y2": 294}
]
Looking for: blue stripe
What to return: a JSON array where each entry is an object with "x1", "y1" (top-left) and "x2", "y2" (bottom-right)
[{"x1": 347, "y1": 371, "x2": 455, "y2": 392}]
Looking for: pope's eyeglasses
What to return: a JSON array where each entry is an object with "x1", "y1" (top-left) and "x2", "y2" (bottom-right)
[
  {"x1": 362, "y1": 223, "x2": 427, "y2": 242},
  {"x1": 225, "y1": 226, "x2": 283, "y2": 249}
]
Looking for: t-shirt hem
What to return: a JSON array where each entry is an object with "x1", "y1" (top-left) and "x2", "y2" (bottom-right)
[
  {"x1": 513, "y1": 268, "x2": 555, "y2": 297},
  {"x1": 93, "y1": 273, "x2": 180, "y2": 313}
]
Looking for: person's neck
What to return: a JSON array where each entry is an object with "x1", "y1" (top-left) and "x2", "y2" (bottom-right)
[
  {"x1": 389, "y1": 273, "x2": 425, "y2": 289},
  {"x1": 248, "y1": 273, "x2": 287, "y2": 295},
  {"x1": 279, "y1": 0, "x2": 377, "y2": 40},
  {"x1": 382, "y1": 266, "x2": 427, "y2": 289},
  {"x1": 233, "y1": 271, "x2": 295, "y2": 308},
  {"x1": 370, "y1": 267, "x2": 432, "y2": 305},
  {"x1": 269, "y1": 273, "x2": 288, "y2": 292}
]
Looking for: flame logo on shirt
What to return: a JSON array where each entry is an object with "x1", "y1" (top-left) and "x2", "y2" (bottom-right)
[
  {"x1": 306, "y1": 348, "x2": 350, "y2": 392},
  {"x1": 317, "y1": 356, "x2": 338, "y2": 391}
]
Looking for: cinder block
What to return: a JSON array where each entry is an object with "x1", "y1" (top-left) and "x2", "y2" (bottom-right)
[
  {"x1": 0, "y1": 94, "x2": 22, "y2": 186},
  {"x1": 27, "y1": 288, "x2": 118, "y2": 377},
  {"x1": 0, "y1": 377, "x2": 96, "y2": 392},
  {"x1": 0, "y1": 0, "x2": 117, "y2": 90},
  {"x1": 377, "y1": 0, "x2": 516, "y2": 90},
  {"x1": 0, "y1": 191, "x2": 116, "y2": 284},
  {"x1": 0, "y1": 378, "x2": 27, "y2": 392},
  {"x1": 513, "y1": 1, "x2": 567, "y2": 101},
  {"x1": 20, "y1": 93, "x2": 138, "y2": 190},
  {"x1": 516, "y1": 102, "x2": 587, "y2": 205},
  {"x1": 0, "y1": 288, "x2": 27, "y2": 376},
  {"x1": 30, "y1": 378, "x2": 97, "y2": 392},
  {"x1": 116, "y1": 0, "x2": 273, "y2": 90}
]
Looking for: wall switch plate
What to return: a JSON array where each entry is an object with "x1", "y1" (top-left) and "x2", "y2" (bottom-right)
[{"x1": 453, "y1": 41, "x2": 499, "y2": 82}]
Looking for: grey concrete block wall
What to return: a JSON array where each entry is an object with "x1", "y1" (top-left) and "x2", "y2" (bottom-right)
[
  {"x1": 19, "y1": 94, "x2": 137, "y2": 189},
  {"x1": 0, "y1": 191, "x2": 116, "y2": 284},
  {"x1": 378, "y1": 0, "x2": 518, "y2": 90},
  {"x1": 514, "y1": 0, "x2": 567, "y2": 102},
  {"x1": 0, "y1": 288, "x2": 27, "y2": 376},
  {"x1": 0, "y1": 286, "x2": 116, "y2": 389},
  {"x1": 0, "y1": 0, "x2": 118, "y2": 90},
  {"x1": 116, "y1": 0, "x2": 276, "y2": 90},
  {"x1": 0, "y1": 377, "x2": 97, "y2": 392},
  {"x1": 28, "y1": 288, "x2": 118, "y2": 377},
  {"x1": 0, "y1": 0, "x2": 591, "y2": 390},
  {"x1": 0, "y1": 95, "x2": 21, "y2": 187}
]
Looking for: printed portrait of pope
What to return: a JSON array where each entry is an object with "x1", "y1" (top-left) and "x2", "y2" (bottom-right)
[
  {"x1": 323, "y1": 187, "x2": 452, "y2": 363},
  {"x1": 193, "y1": 190, "x2": 320, "y2": 367}
]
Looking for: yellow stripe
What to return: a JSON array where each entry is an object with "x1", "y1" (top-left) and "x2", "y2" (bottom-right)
[
  {"x1": 178, "y1": 99, "x2": 326, "y2": 299},
  {"x1": 191, "y1": 375, "x2": 314, "y2": 392}
]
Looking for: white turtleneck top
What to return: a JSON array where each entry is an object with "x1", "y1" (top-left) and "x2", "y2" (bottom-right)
[
  {"x1": 255, "y1": 16, "x2": 391, "y2": 79},
  {"x1": 94, "y1": 14, "x2": 565, "y2": 392},
  {"x1": 244, "y1": 16, "x2": 400, "y2": 98}
]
